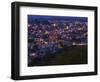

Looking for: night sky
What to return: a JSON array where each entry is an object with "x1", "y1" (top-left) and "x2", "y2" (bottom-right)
[{"x1": 28, "y1": 15, "x2": 88, "y2": 22}]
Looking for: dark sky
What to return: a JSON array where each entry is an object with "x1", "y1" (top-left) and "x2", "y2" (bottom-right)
[{"x1": 28, "y1": 15, "x2": 88, "y2": 22}]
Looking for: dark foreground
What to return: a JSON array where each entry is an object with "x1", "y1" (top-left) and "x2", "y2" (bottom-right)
[{"x1": 28, "y1": 45, "x2": 87, "y2": 66}]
